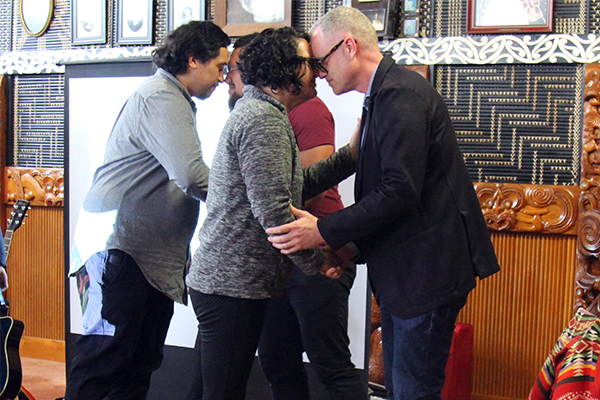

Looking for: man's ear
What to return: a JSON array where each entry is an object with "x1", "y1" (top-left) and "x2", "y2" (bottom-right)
[
  {"x1": 344, "y1": 37, "x2": 358, "y2": 58},
  {"x1": 188, "y1": 56, "x2": 198, "y2": 69}
]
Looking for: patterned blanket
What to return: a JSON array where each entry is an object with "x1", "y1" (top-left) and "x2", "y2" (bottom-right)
[{"x1": 529, "y1": 308, "x2": 600, "y2": 400}]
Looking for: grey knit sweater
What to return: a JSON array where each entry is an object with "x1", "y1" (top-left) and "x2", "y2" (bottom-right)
[{"x1": 186, "y1": 85, "x2": 355, "y2": 299}]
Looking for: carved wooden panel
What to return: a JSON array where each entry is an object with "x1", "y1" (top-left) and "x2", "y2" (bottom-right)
[
  {"x1": 474, "y1": 183, "x2": 579, "y2": 235},
  {"x1": 576, "y1": 64, "x2": 600, "y2": 313},
  {"x1": 4, "y1": 167, "x2": 64, "y2": 206}
]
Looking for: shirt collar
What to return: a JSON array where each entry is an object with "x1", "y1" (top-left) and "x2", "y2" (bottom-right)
[{"x1": 155, "y1": 68, "x2": 196, "y2": 111}]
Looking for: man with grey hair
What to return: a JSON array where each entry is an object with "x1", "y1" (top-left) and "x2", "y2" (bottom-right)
[{"x1": 266, "y1": 6, "x2": 500, "y2": 400}]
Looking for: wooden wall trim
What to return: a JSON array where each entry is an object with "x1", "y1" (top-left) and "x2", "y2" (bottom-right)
[
  {"x1": 475, "y1": 183, "x2": 580, "y2": 235},
  {"x1": 4, "y1": 167, "x2": 63, "y2": 206}
]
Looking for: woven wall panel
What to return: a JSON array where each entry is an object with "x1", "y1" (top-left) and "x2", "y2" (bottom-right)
[
  {"x1": 293, "y1": 0, "x2": 325, "y2": 33},
  {"x1": 0, "y1": 2, "x2": 12, "y2": 51},
  {"x1": 434, "y1": 0, "x2": 587, "y2": 37},
  {"x1": 436, "y1": 63, "x2": 583, "y2": 185},
  {"x1": 4, "y1": 206, "x2": 64, "y2": 341},
  {"x1": 458, "y1": 231, "x2": 576, "y2": 400},
  {"x1": 13, "y1": 74, "x2": 65, "y2": 168},
  {"x1": 13, "y1": 0, "x2": 71, "y2": 51},
  {"x1": 155, "y1": 0, "x2": 168, "y2": 45}
]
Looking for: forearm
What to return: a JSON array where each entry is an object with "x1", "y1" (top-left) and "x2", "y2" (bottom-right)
[{"x1": 302, "y1": 145, "x2": 356, "y2": 202}]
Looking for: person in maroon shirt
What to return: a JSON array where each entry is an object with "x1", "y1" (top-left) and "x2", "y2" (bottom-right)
[{"x1": 257, "y1": 95, "x2": 367, "y2": 400}]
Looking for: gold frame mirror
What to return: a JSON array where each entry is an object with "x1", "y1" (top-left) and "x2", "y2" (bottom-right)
[{"x1": 20, "y1": 0, "x2": 54, "y2": 37}]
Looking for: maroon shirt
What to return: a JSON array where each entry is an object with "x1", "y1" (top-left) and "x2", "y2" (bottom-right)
[{"x1": 289, "y1": 96, "x2": 344, "y2": 218}]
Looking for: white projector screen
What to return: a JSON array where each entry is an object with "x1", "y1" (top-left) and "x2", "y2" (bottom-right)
[{"x1": 66, "y1": 61, "x2": 369, "y2": 370}]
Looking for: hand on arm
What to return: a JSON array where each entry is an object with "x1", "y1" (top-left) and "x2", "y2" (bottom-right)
[{"x1": 266, "y1": 205, "x2": 325, "y2": 253}]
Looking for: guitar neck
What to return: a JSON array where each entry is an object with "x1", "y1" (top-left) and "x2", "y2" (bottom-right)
[{"x1": 3, "y1": 230, "x2": 12, "y2": 262}]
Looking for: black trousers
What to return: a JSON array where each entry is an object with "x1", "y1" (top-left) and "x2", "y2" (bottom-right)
[
  {"x1": 65, "y1": 250, "x2": 174, "y2": 400},
  {"x1": 257, "y1": 265, "x2": 368, "y2": 400},
  {"x1": 187, "y1": 289, "x2": 269, "y2": 400}
]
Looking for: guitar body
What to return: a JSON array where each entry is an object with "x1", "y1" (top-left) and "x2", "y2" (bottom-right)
[{"x1": 0, "y1": 316, "x2": 24, "y2": 400}]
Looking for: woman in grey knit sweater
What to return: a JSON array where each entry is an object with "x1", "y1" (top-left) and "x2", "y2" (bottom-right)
[{"x1": 185, "y1": 27, "x2": 357, "y2": 399}]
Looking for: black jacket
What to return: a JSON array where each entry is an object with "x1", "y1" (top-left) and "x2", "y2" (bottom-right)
[{"x1": 318, "y1": 56, "x2": 500, "y2": 318}]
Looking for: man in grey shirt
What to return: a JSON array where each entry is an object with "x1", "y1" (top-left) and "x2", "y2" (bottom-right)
[{"x1": 65, "y1": 21, "x2": 230, "y2": 400}]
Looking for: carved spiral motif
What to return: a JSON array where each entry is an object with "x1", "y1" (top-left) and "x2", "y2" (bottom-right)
[
  {"x1": 578, "y1": 210, "x2": 600, "y2": 257},
  {"x1": 525, "y1": 186, "x2": 554, "y2": 206}
]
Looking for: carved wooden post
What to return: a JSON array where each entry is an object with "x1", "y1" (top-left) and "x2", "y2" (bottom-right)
[{"x1": 576, "y1": 65, "x2": 600, "y2": 313}]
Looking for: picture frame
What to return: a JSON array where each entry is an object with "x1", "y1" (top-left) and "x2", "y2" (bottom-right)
[
  {"x1": 402, "y1": 17, "x2": 419, "y2": 37},
  {"x1": 20, "y1": 0, "x2": 54, "y2": 37},
  {"x1": 404, "y1": 0, "x2": 419, "y2": 13},
  {"x1": 214, "y1": 0, "x2": 292, "y2": 37},
  {"x1": 116, "y1": 0, "x2": 153, "y2": 45},
  {"x1": 168, "y1": 0, "x2": 205, "y2": 32},
  {"x1": 467, "y1": 0, "x2": 553, "y2": 34},
  {"x1": 71, "y1": 0, "x2": 106, "y2": 45},
  {"x1": 351, "y1": 0, "x2": 397, "y2": 39}
]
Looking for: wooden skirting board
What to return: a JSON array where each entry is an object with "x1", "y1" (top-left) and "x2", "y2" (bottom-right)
[{"x1": 20, "y1": 336, "x2": 65, "y2": 362}]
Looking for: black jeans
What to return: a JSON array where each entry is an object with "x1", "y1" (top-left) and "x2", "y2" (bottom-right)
[
  {"x1": 257, "y1": 265, "x2": 368, "y2": 400},
  {"x1": 187, "y1": 289, "x2": 269, "y2": 400},
  {"x1": 65, "y1": 250, "x2": 174, "y2": 400}
]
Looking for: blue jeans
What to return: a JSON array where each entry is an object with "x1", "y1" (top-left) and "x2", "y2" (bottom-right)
[{"x1": 379, "y1": 296, "x2": 468, "y2": 400}]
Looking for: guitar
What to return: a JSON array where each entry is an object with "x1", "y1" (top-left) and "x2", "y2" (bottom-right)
[{"x1": 0, "y1": 200, "x2": 29, "y2": 400}]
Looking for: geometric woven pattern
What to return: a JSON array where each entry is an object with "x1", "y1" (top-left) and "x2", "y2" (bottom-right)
[
  {"x1": 12, "y1": 74, "x2": 64, "y2": 168},
  {"x1": 0, "y1": 2, "x2": 11, "y2": 51},
  {"x1": 436, "y1": 63, "x2": 583, "y2": 185}
]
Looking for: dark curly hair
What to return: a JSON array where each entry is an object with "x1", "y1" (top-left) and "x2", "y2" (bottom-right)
[
  {"x1": 152, "y1": 21, "x2": 230, "y2": 76},
  {"x1": 238, "y1": 27, "x2": 310, "y2": 96}
]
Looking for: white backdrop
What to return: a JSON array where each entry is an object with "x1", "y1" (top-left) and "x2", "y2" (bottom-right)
[{"x1": 67, "y1": 74, "x2": 368, "y2": 367}]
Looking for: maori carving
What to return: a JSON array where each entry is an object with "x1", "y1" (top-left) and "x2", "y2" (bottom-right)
[
  {"x1": 577, "y1": 65, "x2": 600, "y2": 314},
  {"x1": 381, "y1": 34, "x2": 600, "y2": 65},
  {"x1": 474, "y1": 183, "x2": 579, "y2": 235},
  {"x1": 4, "y1": 167, "x2": 63, "y2": 207}
]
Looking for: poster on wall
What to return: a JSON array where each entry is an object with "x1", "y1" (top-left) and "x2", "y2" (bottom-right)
[
  {"x1": 116, "y1": 0, "x2": 153, "y2": 44},
  {"x1": 71, "y1": 0, "x2": 107, "y2": 45}
]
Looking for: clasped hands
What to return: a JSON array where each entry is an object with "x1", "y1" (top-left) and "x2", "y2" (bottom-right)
[{"x1": 266, "y1": 205, "x2": 353, "y2": 279}]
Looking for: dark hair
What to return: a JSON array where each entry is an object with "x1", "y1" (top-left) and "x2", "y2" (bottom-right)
[
  {"x1": 238, "y1": 27, "x2": 310, "y2": 96},
  {"x1": 153, "y1": 21, "x2": 230, "y2": 76},
  {"x1": 233, "y1": 32, "x2": 259, "y2": 50}
]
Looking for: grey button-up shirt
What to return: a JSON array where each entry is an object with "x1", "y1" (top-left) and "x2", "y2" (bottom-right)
[{"x1": 83, "y1": 68, "x2": 210, "y2": 303}]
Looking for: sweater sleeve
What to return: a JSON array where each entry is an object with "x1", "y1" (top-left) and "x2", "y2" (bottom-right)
[{"x1": 237, "y1": 113, "x2": 324, "y2": 275}]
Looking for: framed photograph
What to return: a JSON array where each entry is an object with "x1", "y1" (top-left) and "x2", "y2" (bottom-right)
[
  {"x1": 71, "y1": 0, "x2": 106, "y2": 45},
  {"x1": 116, "y1": 0, "x2": 153, "y2": 45},
  {"x1": 402, "y1": 17, "x2": 419, "y2": 37},
  {"x1": 361, "y1": 8, "x2": 387, "y2": 33},
  {"x1": 467, "y1": 0, "x2": 553, "y2": 34},
  {"x1": 20, "y1": 0, "x2": 54, "y2": 37},
  {"x1": 168, "y1": 0, "x2": 205, "y2": 32},
  {"x1": 214, "y1": 0, "x2": 292, "y2": 37},
  {"x1": 351, "y1": 0, "x2": 397, "y2": 39},
  {"x1": 404, "y1": 0, "x2": 419, "y2": 13}
]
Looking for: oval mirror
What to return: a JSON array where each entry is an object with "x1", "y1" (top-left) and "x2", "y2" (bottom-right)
[{"x1": 20, "y1": 0, "x2": 54, "y2": 37}]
